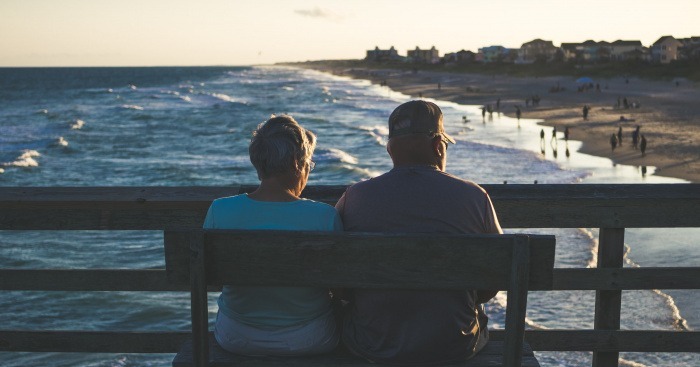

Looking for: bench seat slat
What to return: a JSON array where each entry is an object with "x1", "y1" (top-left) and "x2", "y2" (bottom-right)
[
  {"x1": 173, "y1": 337, "x2": 540, "y2": 367},
  {"x1": 165, "y1": 231, "x2": 555, "y2": 290}
]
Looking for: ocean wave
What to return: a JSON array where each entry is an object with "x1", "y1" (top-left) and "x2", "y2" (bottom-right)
[
  {"x1": 4, "y1": 150, "x2": 40, "y2": 167},
  {"x1": 36, "y1": 109, "x2": 49, "y2": 115},
  {"x1": 70, "y1": 119, "x2": 85, "y2": 129},
  {"x1": 622, "y1": 244, "x2": 690, "y2": 331},
  {"x1": 282, "y1": 86, "x2": 294, "y2": 91},
  {"x1": 209, "y1": 92, "x2": 241, "y2": 103},
  {"x1": 0, "y1": 168, "x2": 4, "y2": 174},
  {"x1": 357, "y1": 125, "x2": 389, "y2": 146},
  {"x1": 314, "y1": 148, "x2": 359, "y2": 165},
  {"x1": 180, "y1": 96, "x2": 192, "y2": 102},
  {"x1": 56, "y1": 137, "x2": 69, "y2": 147},
  {"x1": 120, "y1": 104, "x2": 144, "y2": 110}
]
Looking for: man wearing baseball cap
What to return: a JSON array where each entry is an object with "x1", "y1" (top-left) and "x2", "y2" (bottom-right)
[{"x1": 335, "y1": 100, "x2": 502, "y2": 365}]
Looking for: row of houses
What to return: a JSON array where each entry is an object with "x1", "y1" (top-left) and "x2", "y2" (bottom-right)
[{"x1": 365, "y1": 36, "x2": 700, "y2": 65}]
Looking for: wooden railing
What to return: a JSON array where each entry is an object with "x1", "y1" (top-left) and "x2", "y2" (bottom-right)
[{"x1": 1, "y1": 184, "x2": 699, "y2": 367}]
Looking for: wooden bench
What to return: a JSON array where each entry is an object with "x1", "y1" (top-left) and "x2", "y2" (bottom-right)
[{"x1": 164, "y1": 230, "x2": 556, "y2": 367}]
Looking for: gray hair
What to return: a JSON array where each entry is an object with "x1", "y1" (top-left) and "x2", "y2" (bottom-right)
[{"x1": 249, "y1": 115, "x2": 316, "y2": 179}]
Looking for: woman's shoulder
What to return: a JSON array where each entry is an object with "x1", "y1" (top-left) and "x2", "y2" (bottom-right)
[
  {"x1": 296, "y1": 198, "x2": 337, "y2": 213},
  {"x1": 210, "y1": 194, "x2": 249, "y2": 208}
]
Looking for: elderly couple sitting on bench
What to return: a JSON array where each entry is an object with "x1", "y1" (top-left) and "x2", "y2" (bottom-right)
[{"x1": 203, "y1": 101, "x2": 502, "y2": 365}]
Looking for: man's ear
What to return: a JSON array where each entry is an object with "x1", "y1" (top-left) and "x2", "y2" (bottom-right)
[{"x1": 431, "y1": 136, "x2": 443, "y2": 157}]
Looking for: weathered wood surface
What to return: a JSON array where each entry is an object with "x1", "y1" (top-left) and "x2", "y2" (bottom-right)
[
  {"x1": 0, "y1": 330, "x2": 188, "y2": 353},
  {"x1": 165, "y1": 231, "x2": 555, "y2": 290},
  {"x1": 494, "y1": 330, "x2": 700, "y2": 352},
  {"x1": 593, "y1": 228, "x2": 625, "y2": 367},
  {"x1": 0, "y1": 269, "x2": 186, "y2": 291},
  {"x1": 2, "y1": 184, "x2": 699, "y2": 229},
  {"x1": 2, "y1": 330, "x2": 697, "y2": 354},
  {"x1": 173, "y1": 337, "x2": 540, "y2": 367},
  {"x1": 176, "y1": 230, "x2": 551, "y2": 367},
  {"x1": 2, "y1": 267, "x2": 699, "y2": 292},
  {"x1": 504, "y1": 236, "x2": 530, "y2": 367}
]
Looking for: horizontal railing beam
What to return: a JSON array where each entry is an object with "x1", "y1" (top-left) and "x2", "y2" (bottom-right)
[
  {"x1": 0, "y1": 269, "x2": 186, "y2": 291},
  {"x1": 3, "y1": 267, "x2": 700, "y2": 291},
  {"x1": 1, "y1": 184, "x2": 699, "y2": 229},
  {"x1": 492, "y1": 330, "x2": 700, "y2": 352},
  {"x1": 3, "y1": 329, "x2": 698, "y2": 354},
  {"x1": 553, "y1": 267, "x2": 700, "y2": 290},
  {"x1": 0, "y1": 330, "x2": 188, "y2": 353}
]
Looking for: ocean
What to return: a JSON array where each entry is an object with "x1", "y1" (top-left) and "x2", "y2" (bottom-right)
[{"x1": 0, "y1": 66, "x2": 697, "y2": 366}]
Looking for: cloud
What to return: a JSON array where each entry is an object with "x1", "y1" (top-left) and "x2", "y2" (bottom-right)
[{"x1": 294, "y1": 7, "x2": 342, "y2": 21}]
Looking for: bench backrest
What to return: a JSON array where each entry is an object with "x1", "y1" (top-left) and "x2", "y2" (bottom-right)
[{"x1": 164, "y1": 230, "x2": 556, "y2": 367}]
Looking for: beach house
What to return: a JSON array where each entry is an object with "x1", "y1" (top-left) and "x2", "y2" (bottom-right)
[
  {"x1": 443, "y1": 49, "x2": 476, "y2": 64},
  {"x1": 678, "y1": 36, "x2": 700, "y2": 61},
  {"x1": 609, "y1": 40, "x2": 645, "y2": 61},
  {"x1": 478, "y1": 45, "x2": 511, "y2": 63},
  {"x1": 407, "y1": 46, "x2": 440, "y2": 64},
  {"x1": 517, "y1": 39, "x2": 559, "y2": 63},
  {"x1": 651, "y1": 36, "x2": 683, "y2": 63},
  {"x1": 365, "y1": 46, "x2": 401, "y2": 62}
]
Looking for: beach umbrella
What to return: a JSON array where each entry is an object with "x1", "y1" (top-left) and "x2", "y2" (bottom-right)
[{"x1": 576, "y1": 77, "x2": 594, "y2": 84}]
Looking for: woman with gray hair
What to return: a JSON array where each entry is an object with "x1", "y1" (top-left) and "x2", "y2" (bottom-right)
[{"x1": 204, "y1": 115, "x2": 342, "y2": 355}]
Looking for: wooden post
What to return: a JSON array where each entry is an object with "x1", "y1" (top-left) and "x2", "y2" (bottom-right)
[
  {"x1": 504, "y1": 235, "x2": 530, "y2": 367},
  {"x1": 189, "y1": 231, "x2": 209, "y2": 367},
  {"x1": 592, "y1": 228, "x2": 625, "y2": 367}
]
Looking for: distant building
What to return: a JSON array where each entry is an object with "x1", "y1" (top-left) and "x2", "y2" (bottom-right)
[
  {"x1": 518, "y1": 39, "x2": 559, "y2": 63},
  {"x1": 609, "y1": 40, "x2": 645, "y2": 61},
  {"x1": 443, "y1": 49, "x2": 476, "y2": 64},
  {"x1": 678, "y1": 36, "x2": 700, "y2": 61},
  {"x1": 478, "y1": 45, "x2": 509, "y2": 63},
  {"x1": 560, "y1": 43, "x2": 581, "y2": 62},
  {"x1": 651, "y1": 36, "x2": 683, "y2": 63},
  {"x1": 365, "y1": 46, "x2": 401, "y2": 62},
  {"x1": 407, "y1": 46, "x2": 440, "y2": 64}
]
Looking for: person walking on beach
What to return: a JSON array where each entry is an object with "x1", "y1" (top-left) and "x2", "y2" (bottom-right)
[
  {"x1": 515, "y1": 106, "x2": 522, "y2": 120},
  {"x1": 582, "y1": 105, "x2": 590, "y2": 120},
  {"x1": 564, "y1": 126, "x2": 570, "y2": 141},
  {"x1": 551, "y1": 126, "x2": 558, "y2": 149},
  {"x1": 336, "y1": 100, "x2": 502, "y2": 365},
  {"x1": 632, "y1": 126, "x2": 640, "y2": 149},
  {"x1": 610, "y1": 133, "x2": 618, "y2": 151},
  {"x1": 640, "y1": 134, "x2": 647, "y2": 156},
  {"x1": 617, "y1": 126, "x2": 623, "y2": 147}
]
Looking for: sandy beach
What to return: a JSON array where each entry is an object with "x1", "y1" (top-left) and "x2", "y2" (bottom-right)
[{"x1": 295, "y1": 63, "x2": 700, "y2": 183}]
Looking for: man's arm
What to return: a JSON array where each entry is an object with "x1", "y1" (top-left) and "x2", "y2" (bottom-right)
[{"x1": 477, "y1": 192, "x2": 502, "y2": 303}]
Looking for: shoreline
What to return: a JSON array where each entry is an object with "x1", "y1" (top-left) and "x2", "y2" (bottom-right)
[{"x1": 291, "y1": 63, "x2": 700, "y2": 183}]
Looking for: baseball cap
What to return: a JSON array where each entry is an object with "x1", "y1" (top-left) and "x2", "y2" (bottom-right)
[{"x1": 388, "y1": 100, "x2": 455, "y2": 144}]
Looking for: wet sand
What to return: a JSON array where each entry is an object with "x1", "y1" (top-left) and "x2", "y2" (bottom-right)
[{"x1": 296, "y1": 64, "x2": 700, "y2": 183}]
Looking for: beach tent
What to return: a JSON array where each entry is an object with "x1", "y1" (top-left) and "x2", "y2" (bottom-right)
[{"x1": 576, "y1": 77, "x2": 594, "y2": 84}]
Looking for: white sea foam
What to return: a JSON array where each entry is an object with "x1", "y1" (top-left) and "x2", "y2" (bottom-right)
[
  {"x1": 70, "y1": 119, "x2": 85, "y2": 129},
  {"x1": 314, "y1": 148, "x2": 359, "y2": 164},
  {"x1": 36, "y1": 109, "x2": 48, "y2": 114},
  {"x1": 5, "y1": 150, "x2": 41, "y2": 167},
  {"x1": 622, "y1": 244, "x2": 690, "y2": 331},
  {"x1": 57, "y1": 137, "x2": 69, "y2": 147},
  {"x1": 180, "y1": 96, "x2": 192, "y2": 102},
  {"x1": 107, "y1": 88, "x2": 113, "y2": 93},
  {"x1": 120, "y1": 105, "x2": 144, "y2": 110},
  {"x1": 128, "y1": 84, "x2": 137, "y2": 90},
  {"x1": 0, "y1": 168, "x2": 4, "y2": 174},
  {"x1": 282, "y1": 86, "x2": 294, "y2": 91},
  {"x1": 619, "y1": 358, "x2": 651, "y2": 367},
  {"x1": 209, "y1": 93, "x2": 237, "y2": 103},
  {"x1": 358, "y1": 125, "x2": 389, "y2": 146}
]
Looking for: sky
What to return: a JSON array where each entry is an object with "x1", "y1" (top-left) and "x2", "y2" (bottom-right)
[{"x1": 1, "y1": 0, "x2": 699, "y2": 67}]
